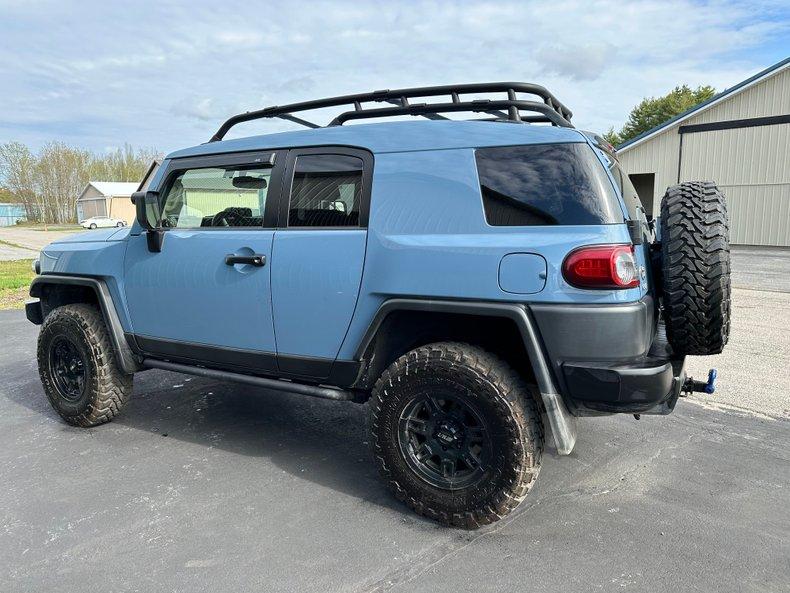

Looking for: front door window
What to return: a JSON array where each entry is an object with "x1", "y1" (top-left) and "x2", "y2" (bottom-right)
[{"x1": 159, "y1": 165, "x2": 271, "y2": 229}]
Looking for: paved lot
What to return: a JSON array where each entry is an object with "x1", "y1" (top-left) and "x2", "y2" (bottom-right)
[
  {"x1": 731, "y1": 246, "x2": 790, "y2": 293},
  {"x1": 0, "y1": 227, "x2": 81, "y2": 261},
  {"x1": 1, "y1": 250, "x2": 789, "y2": 592}
]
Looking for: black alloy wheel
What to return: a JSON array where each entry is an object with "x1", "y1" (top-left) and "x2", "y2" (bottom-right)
[
  {"x1": 49, "y1": 336, "x2": 87, "y2": 401},
  {"x1": 398, "y1": 393, "x2": 492, "y2": 490}
]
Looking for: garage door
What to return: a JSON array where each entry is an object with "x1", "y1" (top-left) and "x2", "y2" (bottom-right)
[{"x1": 680, "y1": 123, "x2": 790, "y2": 246}]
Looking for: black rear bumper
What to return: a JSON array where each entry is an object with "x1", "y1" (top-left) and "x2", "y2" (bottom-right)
[
  {"x1": 562, "y1": 356, "x2": 686, "y2": 414},
  {"x1": 530, "y1": 296, "x2": 686, "y2": 415}
]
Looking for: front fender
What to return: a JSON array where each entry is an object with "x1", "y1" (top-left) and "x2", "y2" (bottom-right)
[{"x1": 29, "y1": 275, "x2": 141, "y2": 374}]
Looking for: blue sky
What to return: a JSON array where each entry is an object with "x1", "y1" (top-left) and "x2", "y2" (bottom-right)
[{"x1": 1, "y1": 0, "x2": 788, "y2": 154}]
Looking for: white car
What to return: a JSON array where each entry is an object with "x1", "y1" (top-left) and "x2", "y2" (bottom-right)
[{"x1": 80, "y1": 216, "x2": 127, "y2": 229}]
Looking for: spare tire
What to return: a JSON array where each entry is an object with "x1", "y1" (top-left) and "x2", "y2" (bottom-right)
[{"x1": 659, "y1": 181, "x2": 730, "y2": 355}]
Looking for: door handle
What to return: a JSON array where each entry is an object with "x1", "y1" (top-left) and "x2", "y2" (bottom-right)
[{"x1": 225, "y1": 254, "x2": 266, "y2": 267}]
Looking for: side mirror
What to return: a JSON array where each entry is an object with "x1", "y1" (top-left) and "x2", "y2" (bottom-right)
[
  {"x1": 131, "y1": 190, "x2": 164, "y2": 252},
  {"x1": 132, "y1": 190, "x2": 160, "y2": 230}
]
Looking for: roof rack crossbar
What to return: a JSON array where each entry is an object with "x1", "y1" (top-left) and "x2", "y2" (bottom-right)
[
  {"x1": 209, "y1": 82, "x2": 573, "y2": 142},
  {"x1": 327, "y1": 99, "x2": 571, "y2": 127},
  {"x1": 384, "y1": 98, "x2": 449, "y2": 120},
  {"x1": 276, "y1": 113, "x2": 320, "y2": 129}
]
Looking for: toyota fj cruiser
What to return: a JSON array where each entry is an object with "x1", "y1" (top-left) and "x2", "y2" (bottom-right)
[{"x1": 26, "y1": 84, "x2": 730, "y2": 528}]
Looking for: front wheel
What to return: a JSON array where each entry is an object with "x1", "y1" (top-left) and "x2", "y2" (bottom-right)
[
  {"x1": 369, "y1": 342, "x2": 543, "y2": 528},
  {"x1": 116, "y1": 221, "x2": 124, "y2": 227},
  {"x1": 37, "y1": 304, "x2": 133, "y2": 427},
  {"x1": 89, "y1": 223, "x2": 97, "y2": 229}
]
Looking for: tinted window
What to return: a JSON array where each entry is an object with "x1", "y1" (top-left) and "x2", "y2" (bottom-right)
[
  {"x1": 288, "y1": 154, "x2": 363, "y2": 227},
  {"x1": 605, "y1": 156, "x2": 643, "y2": 219},
  {"x1": 160, "y1": 165, "x2": 271, "y2": 228},
  {"x1": 475, "y1": 143, "x2": 623, "y2": 226}
]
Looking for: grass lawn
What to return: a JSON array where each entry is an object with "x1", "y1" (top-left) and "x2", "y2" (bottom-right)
[{"x1": 0, "y1": 259, "x2": 35, "y2": 310}]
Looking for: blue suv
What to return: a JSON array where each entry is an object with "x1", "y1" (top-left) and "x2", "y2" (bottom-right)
[{"x1": 26, "y1": 84, "x2": 730, "y2": 527}]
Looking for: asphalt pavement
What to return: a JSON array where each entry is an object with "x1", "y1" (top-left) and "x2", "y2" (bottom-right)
[{"x1": 1, "y1": 249, "x2": 789, "y2": 592}]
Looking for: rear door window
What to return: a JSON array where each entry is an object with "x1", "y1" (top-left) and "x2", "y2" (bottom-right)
[
  {"x1": 287, "y1": 154, "x2": 363, "y2": 228},
  {"x1": 475, "y1": 143, "x2": 624, "y2": 226}
]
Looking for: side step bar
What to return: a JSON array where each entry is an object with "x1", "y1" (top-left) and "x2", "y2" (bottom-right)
[{"x1": 142, "y1": 359, "x2": 356, "y2": 402}]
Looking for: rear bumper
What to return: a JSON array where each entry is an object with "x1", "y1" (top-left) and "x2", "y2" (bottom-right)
[
  {"x1": 562, "y1": 356, "x2": 686, "y2": 414},
  {"x1": 530, "y1": 295, "x2": 686, "y2": 415}
]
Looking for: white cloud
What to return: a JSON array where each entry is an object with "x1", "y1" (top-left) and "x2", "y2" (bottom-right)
[
  {"x1": 0, "y1": 0, "x2": 787, "y2": 152},
  {"x1": 537, "y1": 43, "x2": 617, "y2": 81}
]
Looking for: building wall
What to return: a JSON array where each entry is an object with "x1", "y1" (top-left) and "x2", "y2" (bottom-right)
[
  {"x1": 107, "y1": 196, "x2": 136, "y2": 225},
  {"x1": 77, "y1": 186, "x2": 107, "y2": 221},
  {"x1": 0, "y1": 203, "x2": 27, "y2": 227},
  {"x1": 618, "y1": 64, "x2": 790, "y2": 246},
  {"x1": 77, "y1": 198, "x2": 108, "y2": 220},
  {"x1": 681, "y1": 124, "x2": 790, "y2": 246},
  {"x1": 617, "y1": 130, "x2": 680, "y2": 215}
]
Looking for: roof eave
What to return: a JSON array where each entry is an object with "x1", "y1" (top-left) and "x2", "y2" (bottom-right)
[{"x1": 617, "y1": 56, "x2": 790, "y2": 153}]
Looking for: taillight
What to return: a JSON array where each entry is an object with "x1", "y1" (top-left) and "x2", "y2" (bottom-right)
[{"x1": 562, "y1": 244, "x2": 639, "y2": 289}]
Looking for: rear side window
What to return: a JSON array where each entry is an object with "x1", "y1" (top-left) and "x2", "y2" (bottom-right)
[
  {"x1": 475, "y1": 143, "x2": 624, "y2": 226},
  {"x1": 605, "y1": 157, "x2": 644, "y2": 220},
  {"x1": 288, "y1": 154, "x2": 363, "y2": 227}
]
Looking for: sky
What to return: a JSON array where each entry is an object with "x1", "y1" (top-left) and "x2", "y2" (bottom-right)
[{"x1": 0, "y1": 0, "x2": 788, "y2": 155}]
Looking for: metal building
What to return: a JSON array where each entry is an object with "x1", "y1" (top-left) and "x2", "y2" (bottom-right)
[
  {"x1": 0, "y1": 203, "x2": 27, "y2": 227},
  {"x1": 617, "y1": 57, "x2": 790, "y2": 246}
]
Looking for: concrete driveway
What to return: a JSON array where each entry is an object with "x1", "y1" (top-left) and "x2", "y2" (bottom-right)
[
  {"x1": 1, "y1": 251, "x2": 789, "y2": 592},
  {"x1": 0, "y1": 227, "x2": 81, "y2": 261}
]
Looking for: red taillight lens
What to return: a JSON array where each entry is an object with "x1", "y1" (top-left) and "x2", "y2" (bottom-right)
[{"x1": 562, "y1": 244, "x2": 639, "y2": 289}]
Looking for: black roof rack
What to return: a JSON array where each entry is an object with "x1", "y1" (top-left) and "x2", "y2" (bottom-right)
[{"x1": 209, "y1": 82, "x2": 573, "y2": 142}]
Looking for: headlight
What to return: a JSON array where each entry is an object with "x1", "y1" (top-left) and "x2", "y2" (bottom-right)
[{"x1": 32, "y1": 258, "x2": 40, "y2": 274}]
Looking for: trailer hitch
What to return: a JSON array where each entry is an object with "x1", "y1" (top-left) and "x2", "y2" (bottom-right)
[{"x1": 682, "y1": 369, "x2": 717, "y2": 395}]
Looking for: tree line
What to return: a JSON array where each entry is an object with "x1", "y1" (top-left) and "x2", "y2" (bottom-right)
[
  {"x1": 0, "y1": 142, "x2": 160, "y2": 224},
  {"x1": 604, "y1": 85, "x2": 716, "y2": 147}
]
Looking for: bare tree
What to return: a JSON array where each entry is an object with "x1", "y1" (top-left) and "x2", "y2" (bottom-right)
[
  {"x1": 0, "y1": 142, "x2": 39, "y2": 221},
  {"x1": 0, "y1": 141, "x2": 161, "y2": 225}
]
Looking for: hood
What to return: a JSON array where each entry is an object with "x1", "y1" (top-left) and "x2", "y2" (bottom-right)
[{"x1": 50, "y1": 227, "x2": 130, "y2": 244}]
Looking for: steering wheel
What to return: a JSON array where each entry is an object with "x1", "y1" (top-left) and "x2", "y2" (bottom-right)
[{"x1": 212, "y1": 207, "x2": 246, "y2": 227}]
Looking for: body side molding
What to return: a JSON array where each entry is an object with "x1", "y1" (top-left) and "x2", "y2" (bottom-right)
[{"x1": 354, "y1": 298, "x2": 578, "y2": 455}]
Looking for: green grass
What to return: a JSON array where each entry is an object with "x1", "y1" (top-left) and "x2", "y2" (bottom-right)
[
  {"x1": 0, "y1": 259, "x2": 34, "y2": 290},
  {"x1": 0, "y1": 259, "x2": 35, "y2": 309}
]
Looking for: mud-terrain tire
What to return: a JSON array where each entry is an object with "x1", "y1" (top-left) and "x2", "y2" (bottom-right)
[
  {"x1": 37, "y1": 303, "x2": 133, "y2": 427},
  {"x1": 660, "y1": 181, "x2": 730, "y2": 355},
  {"x1": 369, "y1": 342, "x2": 543, "y2": 528}
]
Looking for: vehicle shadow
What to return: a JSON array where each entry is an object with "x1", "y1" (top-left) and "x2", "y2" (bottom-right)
[
  {"x1": 116, "y1": 369, "x2": 404, "y2": 512},
  {"x1": 1, "y1": 331, "x2": 402, "y2": 512}
]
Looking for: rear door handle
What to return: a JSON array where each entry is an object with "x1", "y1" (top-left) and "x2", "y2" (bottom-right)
[{"x1": 225, "y1": 254, "x2": 266, "y2": 267}]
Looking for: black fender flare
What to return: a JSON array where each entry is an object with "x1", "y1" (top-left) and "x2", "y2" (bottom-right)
[
  {"x1": 29, "y1": 275, "x2": 141, "y2": 374},
  {"x1": 354, "y1": 298, "x2": 577, "y2": 455}
]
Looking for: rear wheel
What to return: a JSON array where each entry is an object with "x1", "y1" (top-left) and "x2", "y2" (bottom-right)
[
  {"x1": 89, "y1": 223, "x2": 97, "y2": 229},
  {"x1": 659, "y1": 181, "x2": 730, "y2": 355},
  {"x1": 37, "y1": 304, "x2": 133, "y2": 427},
  {"x1": 116, "y1": 221, "x2": 124, "y2": 227},
  {"x1": 369, "y1": 342, "x2": 543, "y2": 528}
]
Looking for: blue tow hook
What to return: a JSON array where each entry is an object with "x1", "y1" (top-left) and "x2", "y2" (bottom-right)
[
  {"x1": 682, "y1": 368, "x2": 718, "y2": 395},
  {"x1": 704, "y1": 369, "x2": 717, "y2": 394}
]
